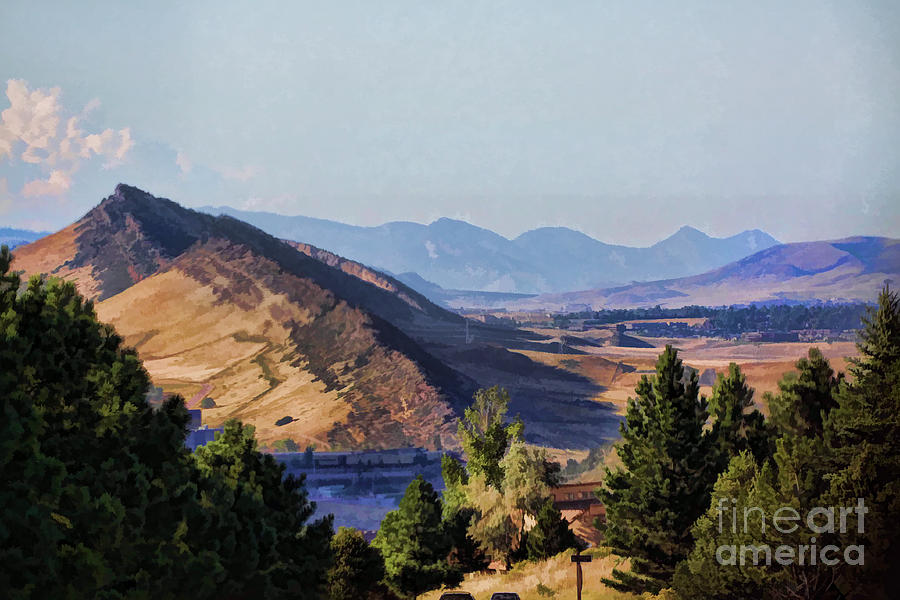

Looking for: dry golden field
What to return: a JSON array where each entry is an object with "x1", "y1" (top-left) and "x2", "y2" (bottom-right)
[
  {"x1": 517, "y1": 330, "x2": 858, "y2": 419},
  {"x1": 420, "y1": 547, "x2": 640, "y2": 600}
]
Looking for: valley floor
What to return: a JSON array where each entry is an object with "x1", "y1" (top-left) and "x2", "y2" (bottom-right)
[{"x1": 518, "y1": 332, "x2": 858, "y2": 422}]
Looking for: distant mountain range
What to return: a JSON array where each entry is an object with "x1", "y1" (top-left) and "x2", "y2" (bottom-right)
[
  {"x1": 11, "y1": 185, "x2": 621, "y2": 451},
  {"x1": 0, "y1": 227, "x2": 48, "y2": 249},
  {"x1": 508, "y1": 236, "x2": 900, "y2": 310},
  {"x1": 198, "y1": 206, "x2": 780, "y2": 294}
]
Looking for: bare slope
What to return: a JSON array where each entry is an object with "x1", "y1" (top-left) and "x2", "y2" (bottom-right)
[
  {"x1": 284, "y1": 241, "x2": 625, "y2": 449},
  {"x1": 13, "y1": 184, "x2": 474, "y2": 449}
]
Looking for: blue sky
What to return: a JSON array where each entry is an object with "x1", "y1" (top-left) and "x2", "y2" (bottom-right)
[{"x1": 0, "y1": 1, "x2": 898, "y2": 244}]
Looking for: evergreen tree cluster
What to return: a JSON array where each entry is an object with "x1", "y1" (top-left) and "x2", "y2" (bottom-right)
[
  {"x1": 370, "y1": 386, "x2": 581, "y2": 600},
  {"x1": 558, "y1": 303, "x2": 869, "y2": 333},
  {"x1": 600, "y1": 286, "x2": 900, "y2": 599},
  {"x1": 0, "y1": 246, "x2": 333, "y2": 599}
]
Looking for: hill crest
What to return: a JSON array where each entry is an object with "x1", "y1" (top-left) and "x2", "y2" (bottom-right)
[{"x1": 12, "y1": 184, "x2": 476, "y2": 450}]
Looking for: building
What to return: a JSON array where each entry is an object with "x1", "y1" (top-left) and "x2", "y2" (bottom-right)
[{"x1": 550, "y1": 481, "x2": 606, "y2": 546}]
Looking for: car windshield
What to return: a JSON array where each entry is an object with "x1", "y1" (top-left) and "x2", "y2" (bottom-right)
[
  {"x1": 440, "y1": 594, "x2": 474, "y2": 600},
  {"x1": 491, "y1": 594, "x2": 520, "y2": 600}
]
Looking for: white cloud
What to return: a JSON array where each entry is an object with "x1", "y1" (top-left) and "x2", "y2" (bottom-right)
[
  {"x1": 425, "y1": 240, "x2": 439, "y2": 259},
  {"x1": 0, "y1": 79, "x2": 61, "y2": 163},
  {"x1": 0, "y1": 79, "x2": 134, "y2": 199},
  {"x1": 83, "y1": 97, "x2": 101, "y2": 115},
  {"x1": 22, "y1": 170, "x2": 71, "y2": 197},
  {"x1": 176, "y1": 150, "x2": 193, "y2": 174}
]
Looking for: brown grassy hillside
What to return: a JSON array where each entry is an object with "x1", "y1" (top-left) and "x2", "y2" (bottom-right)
[
  {"x1": 12, "y1": 184, "x2": 474, "y2": 449},
  {"x1": 13, "y1": 184, "x2": 624, "y2": 452}
]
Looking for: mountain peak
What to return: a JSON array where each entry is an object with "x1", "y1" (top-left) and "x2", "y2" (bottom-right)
[{"x1": 673, "y1": 225, "x2": 708, "y2": 238}]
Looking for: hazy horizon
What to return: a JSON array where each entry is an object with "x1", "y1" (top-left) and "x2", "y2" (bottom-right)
[{"x1": 2, "y1": 1, "x2": 899, "y2": 244}]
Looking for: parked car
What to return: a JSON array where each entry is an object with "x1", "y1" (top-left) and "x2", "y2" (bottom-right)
[
  {"x1": 490, "y1": 594, "x2": 521, "y2": 600},
  {"x1": 439, "y1": 593, "x2": 476, "y2": 600}
]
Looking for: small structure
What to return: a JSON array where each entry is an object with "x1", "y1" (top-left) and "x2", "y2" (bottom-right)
[{"x1": 550, "y1": 482, "x2": 605, "y2": 546}]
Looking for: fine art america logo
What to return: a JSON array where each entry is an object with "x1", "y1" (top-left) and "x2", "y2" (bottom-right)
[{"x1": 714, "y1": 497, "x2": 867, "y2": 567}]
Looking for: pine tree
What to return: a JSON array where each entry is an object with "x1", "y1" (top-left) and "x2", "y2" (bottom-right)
[
  {"x1": 327, "y1": 527, "x2": 391, "y2": 600},
  {"x1": 526, "y1": 498, "x2": 579, "y2": 561},
  {"x1": 708, "y1": 362, "x2": 771, "y2": 469},
  {"x1": 673, "y1": 452, "x2": 773, "y2": 599},
  {"x1": 193, "y1": 419, "x2": 334, "y2": 599},
  {"x1": 825, "y1": 285, "x2": 900, "y2": 599},
  {"x1": 373, "y1": 476, "x2": 461, "y2": 599},
  {"x1": 598, "y1": 345, "x2": 715, "y2": 594},
  {"x1": 677, "y1": 349, "x2": 845, "y2": 599},
  {"x1": 0, "y1": 247, "x2": 66, "y2": 598},
  {"x1": 767, "y1": 347, "x2": 841, "y2": 438}
]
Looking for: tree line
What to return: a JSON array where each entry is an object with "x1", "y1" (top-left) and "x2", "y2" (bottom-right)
[
  {"x1": 598, "y1": 286, "x2": 900, "y2": 599},
  {"x1": 555, "y1": 303, "x2": 869, "y2": 333},
  {"x1": 0, "y1": 246, "x2": 333, "y2": 599}
]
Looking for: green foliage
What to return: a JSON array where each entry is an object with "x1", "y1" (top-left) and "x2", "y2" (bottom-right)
[
  {"x1": 441, "y1": 454, "x2": 489, "y2": 573},
  {"x1": 824, "y1": 285, "x2": 900, "y2": 598},
  {"x1": 673, "y1": 453, "x2": 774, "y2": 599},
  {"x1": 766, "y1": 347, "x2": 841, "y2": 438},
  {"x1": 582, "y1": 303, "x2": 869, "y2": 332},
  {"x1": 536, "y1": 582, "x2": 556, "y2": 597},
  {"x1": 327, "y1": 527, "x2": 392, "y2": 600},
  {"x1": 676, "y1": 348, "x2": 844, "y2": 599},
  {"x1": 598, "y1": 345, "x2": 716, "y2": 594},
  {"x1": 560, "y1": 445, "x2": 609, "y2": 480},
  {"x1": 373, "y1": 476, "x2": 461, "y2": 599},
  {"x1": 0, "y1": 254, "x2": 214, "y2": 598},
  {"x1": 708, "y1": 363, "x2": 771, "y2": 468},
  {"x1": 443, "y1": 505, "x2": 489, "y2": 574},
  {"x1": 526, "y1": 498, "x2": 579, "y2": 560},
  {"x1": 194, "y1": 419, "x2": 334, "y2": 599},
  {"x1": 468, "y1": 440, "x2": 561, "y2": 567},
  {"x1": 457, "y1": 386, "x2": 523, "y2": 489},
  {"x1": 272, "y1": 437, "x2": 300, "y2": 451},
  {"x1": 0, "y1": 246, "x2": 332, "y2": 599},
  {"x1": 448, "y1": 386, "x2": 574, "y2": 569}
]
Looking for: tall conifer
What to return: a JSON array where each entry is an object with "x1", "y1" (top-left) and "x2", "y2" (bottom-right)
[{"x1": 598, "y1": 345, "x2": 715, "y2": 593}]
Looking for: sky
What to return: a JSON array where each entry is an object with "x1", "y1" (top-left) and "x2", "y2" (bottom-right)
[{"x1": 0, "y1": 1, "x2": 898, "y2": 245}]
